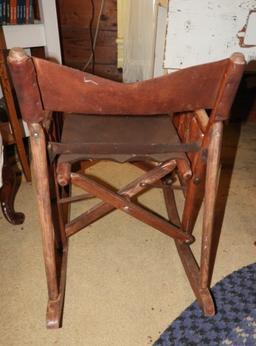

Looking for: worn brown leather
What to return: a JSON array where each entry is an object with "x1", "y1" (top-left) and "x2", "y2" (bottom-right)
[
  {"x1": 7, "y1": 56, "x2": 44, "y2": 123},
  {"x1": 33, "y1": 58, "x2": 228, "y2": 116}
]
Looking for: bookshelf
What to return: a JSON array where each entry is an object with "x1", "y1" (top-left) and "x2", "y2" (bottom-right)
[
  {"x1": 0, "y1": 0, "x2": 35, "y2": 25},
  {"x1": 2, "y1": 22, "x2": 45, "y2": 47},
  {"x1": 2, "y1": 0, "x2": 62, "y2": 63}
]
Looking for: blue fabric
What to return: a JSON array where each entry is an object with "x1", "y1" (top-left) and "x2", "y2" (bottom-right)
[{"x1": 154, "y1": 263, "x2": 256, "y2": 346}]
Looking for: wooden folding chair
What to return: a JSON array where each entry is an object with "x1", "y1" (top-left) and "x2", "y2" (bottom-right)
[{"x1": 8, "y1": 48, "x2": 245, "y2": 328}]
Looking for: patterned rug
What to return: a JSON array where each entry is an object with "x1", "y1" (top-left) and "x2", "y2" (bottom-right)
[{"x1": 154, "y1": 263, "x2": 256, "y2": 346}]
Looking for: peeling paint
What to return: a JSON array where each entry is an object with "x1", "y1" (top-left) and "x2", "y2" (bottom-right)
[{"x1": 165, "y1": 0, "x2": 256, "y2": 69}]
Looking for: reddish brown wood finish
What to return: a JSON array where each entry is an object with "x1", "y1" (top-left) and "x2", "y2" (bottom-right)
[
  {"x1": 7, "y1": 47, "x2": 245, "y2": 327},
  {"x1": 66, "y1": 161, "x2": 193, "y2": 242},
  {"x1": 162, "y1": 178, "x2": 215, "y2": 315},
  {"x1": 0, "y1": 149, "x2": 25, "y2": 225},
  {"x1": 200, "y1": 122, "x2": 223, "y2": 289},
  {"x1": 194, "y1": 109, "x2": 209, "y2": 133},
  {"x1": 29, "y1": 123, "x2": 59, "y2": 299},
  {"x1": 56, "y1": 162, "x2": 71, "y2": 186},
  {"x1": 70, "y1": 172, "x2": 193, "y2": 243},
  {"x1": 29, "y1": 122, "x2": 67, "y2": 328},
  {"x1": 67, "y1": 161, "x2": 175, "y2": 232},
  {"x1": 0, "y1": 116, "x2": 26, "y2": 225}
]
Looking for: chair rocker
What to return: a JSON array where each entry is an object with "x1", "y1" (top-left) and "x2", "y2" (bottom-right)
[{"x1": 8, "y1": 48, "x2": 245, "y2": 328}]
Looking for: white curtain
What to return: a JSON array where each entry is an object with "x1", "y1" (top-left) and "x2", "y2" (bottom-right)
[{"x1": 123, "y1": 0, "x2": 157, "y2": 82}]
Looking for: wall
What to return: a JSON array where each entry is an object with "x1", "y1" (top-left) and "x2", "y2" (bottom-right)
[{"x1": 57, "y1": 0, "x2": 121, "y2": 80}]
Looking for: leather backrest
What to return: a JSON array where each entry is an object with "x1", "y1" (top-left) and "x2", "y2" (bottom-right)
[{"x1": 8, "y1": 48, "x2": 245, "y2": 123}]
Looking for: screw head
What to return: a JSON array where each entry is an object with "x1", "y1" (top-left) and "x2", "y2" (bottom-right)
[{"x1": 193, "y1": 176, "x2": 201, "y2": 185}]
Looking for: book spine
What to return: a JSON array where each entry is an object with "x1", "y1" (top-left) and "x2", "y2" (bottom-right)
[
  {"x1": 25, "y1": 0, "x2": 28, "y2": 23},
  {"x1": 17, "y1": 0, "x2": 22, "y2": 24},
  {"x1": 2, "y1": 0, "x2": 6, "y2": 24},
  {"x1": 28, "y1": 0, "x2": 33, "y2": 24},
  {"x1": 13, "y1": 0, "x2": 16, "y2": 24},
  {"x1": 10, "y1": 0, "x2": 12, "y2": 23},
  {"x1": 19, "y1": 0, "x2": 24, "y2": 23},
  {"x1": 16, "y1": 0, "x2": 18, "y2": 23},
  {"x1": 10, "y1": 0, "x2": 13, "y2": 23},
  {"x1": 10, "y1": 0, "x2": 16, "y2": 24},
  {"x1": 0, "y1": 1, "x2": 2, "y2": 25},
  {"x1": 6, "y1": 0, "x2": 10, "y2": 23},
  {"x1": 22, "y1": 0, "x2": 25, "y2": 23}
]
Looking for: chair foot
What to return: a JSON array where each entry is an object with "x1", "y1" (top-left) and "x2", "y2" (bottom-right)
[
  {"x1": 0, "y1": 204, "x2": 25, "y2": 225},
  {"x1": 47, "y1": 297, "x2": 63, "y2": 329},
  {"x1": 46, "y1": 246, "x2": 68, "y2": 329},
  {"x1": 0, "y1": 153, "x2": 25, "y2": 225},
  {"x1": 199, "y1": 287, "x2": 215, "y2": 316},
  {"x1": 175, "y1": 240, "x2": 215, "y2": 316}
]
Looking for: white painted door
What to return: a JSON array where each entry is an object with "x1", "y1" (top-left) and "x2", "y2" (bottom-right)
[{"x1": 165, "y1": 0, "x2": 256, "y2": 70}]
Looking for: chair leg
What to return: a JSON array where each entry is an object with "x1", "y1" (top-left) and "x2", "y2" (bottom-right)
[
  {"x1": 162, "y1": 181, "x2": 215, "y2": 316},
  {"x1": 181, "y1": 175, "x2": 205, "y2": 234},
  {"x1": 200, "y1": 122, "x2": 223, "y2": 289},
  {"x1": 175, "y1": 241, "x2": 215, "y2": 315},
  {"x1": 29, "y1": 123, "x2": 68, "y2": 328}
]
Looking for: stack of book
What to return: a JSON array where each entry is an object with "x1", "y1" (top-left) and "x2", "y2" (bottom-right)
[{"x1": 0, "y1": 0, "x2": 34, "y2": 25}]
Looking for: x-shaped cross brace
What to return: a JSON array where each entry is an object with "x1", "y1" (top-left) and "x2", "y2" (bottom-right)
[{"x1": 65, "y1": 159, "x2": 193, "y2": 244}]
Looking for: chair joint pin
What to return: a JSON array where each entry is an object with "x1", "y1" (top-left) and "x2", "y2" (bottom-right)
[
  {"x1": 193, "y1": 176, "x2": 201, "y2": 185},
  {"x1": 184, "y1": 235, "x2": 195, "y2": 244}
]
